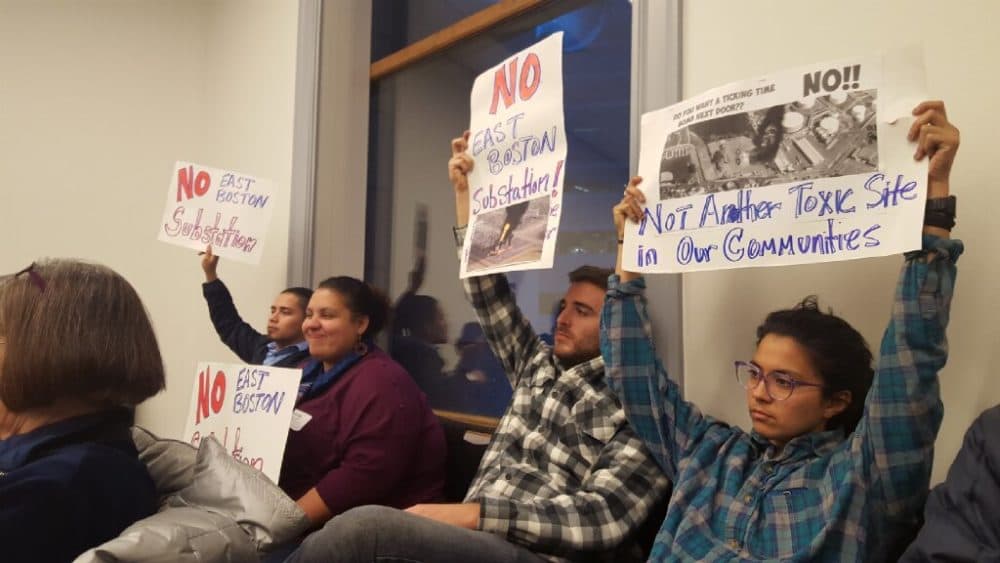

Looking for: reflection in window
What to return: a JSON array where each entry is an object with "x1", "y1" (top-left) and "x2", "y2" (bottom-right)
[
  {"x1": 368, "y1": 0, "x2": 631, "y2": 417},
  {"x1": 371, "y1": 0, "x2": 499, "y2": 61}
]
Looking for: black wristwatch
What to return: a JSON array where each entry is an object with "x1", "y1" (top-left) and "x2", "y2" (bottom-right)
[{"x1": 924, "y1": 196, "x2": 957, "y2": 231}]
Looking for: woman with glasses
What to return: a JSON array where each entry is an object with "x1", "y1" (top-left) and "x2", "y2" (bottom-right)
[
  {"x1": 601, "y1": 100, "x2": 962, "y2": 561},
  {"x1": 0, "y1": 260, "x2": 166, "y2": 562}
]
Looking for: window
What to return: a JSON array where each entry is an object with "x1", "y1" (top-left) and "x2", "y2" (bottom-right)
[{"x1": 368, "y1": 0, "x2": 633, "y2": 417}]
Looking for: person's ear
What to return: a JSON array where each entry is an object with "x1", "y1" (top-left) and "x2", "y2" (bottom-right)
[
  {"x1": 823, "y1": 390, "x2": 851, "y2": 421},
  {"x1": 355, "y1": 315, "x2": 370, "y2": 339}
]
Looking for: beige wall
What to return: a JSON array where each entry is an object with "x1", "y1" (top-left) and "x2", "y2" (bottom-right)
[
  {"x1": 0, "y1": 0, "x2": 300, "y2": 438},
  {"x1": 2, "y1": 0, "x2": 994, "y2": 482},
  {"x1": 679, "y1": 0, "x2": 999, "y2": 483}
]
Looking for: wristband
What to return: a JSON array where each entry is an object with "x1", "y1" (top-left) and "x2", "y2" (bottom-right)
[{"x1": 924, "y1": 196, "x2": 956, "y2": 231}]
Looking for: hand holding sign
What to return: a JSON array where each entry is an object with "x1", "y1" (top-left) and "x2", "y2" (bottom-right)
[
  {"x1": 614, "y1": 177, "x2": 646, "y2": 240},
  {"x1": 200, "y1": 245, "x2": 220, "y2": 282},
  {"x1": 909, "y1": 100, "x2": 959, "y2": 197},
  {"x1": 614, "y1": 177, "x2": 646, "y2": 283},
  {"x1": 449, "y1": 132, "x2": 474, "y2": 194},
  {"x1": 450, "y1": 131, "x2": 474, "y2": 226}
]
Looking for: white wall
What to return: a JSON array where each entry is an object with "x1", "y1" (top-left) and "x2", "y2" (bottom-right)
[
  {"x1": 680, "y1": 0, "x2": 1000, "y2": 483},
  {"x1": 0, "y1": 0, "x2": 300, "y2": 438}
]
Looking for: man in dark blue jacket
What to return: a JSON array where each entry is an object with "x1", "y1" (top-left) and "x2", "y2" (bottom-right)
[
  {"x1": 200, "y1": 246, "x2": 312, "y2": 368},
  {"x1": 900, "y1": 405, "x2": 1000, "y2": 562}
]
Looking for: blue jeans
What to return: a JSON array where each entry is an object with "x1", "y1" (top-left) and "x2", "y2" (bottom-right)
[
  {"x1": 262, "y1": 539, "x2": 302, "y2": 563},
  {"x1": 285, "y1": 505, "x2": 545, "y2": 563}
]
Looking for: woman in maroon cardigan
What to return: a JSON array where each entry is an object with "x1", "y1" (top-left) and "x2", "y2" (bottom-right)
[{"x1": 278, "y1": 276, "x2": 446, "y2": 527}]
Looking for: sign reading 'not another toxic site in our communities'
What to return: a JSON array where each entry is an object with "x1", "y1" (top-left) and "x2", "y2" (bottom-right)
[{"x1": 625, "y1": 48, "x2": 929, "y2": 273}]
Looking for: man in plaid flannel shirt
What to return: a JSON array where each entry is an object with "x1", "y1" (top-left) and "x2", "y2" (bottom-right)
[
  {"x1": 602, "y1": 100, "x2": 961, "y2": 561},
  {"x1": 287, "y1": 134, "x2": 669, "y2": 563}
]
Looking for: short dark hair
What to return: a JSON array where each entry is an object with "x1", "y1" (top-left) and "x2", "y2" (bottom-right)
[
  {"x1": 281, "y1": 287, "x2": 313, "y2": 312},
  {"x1": 568, "y1": 265, "x2": 614, "y2": 291},
  {"x1": 0, "y1": 260, "x2": 166, "y2": 412},
  {"x1": 316, "y1": 276, "x2": 390, "y2": 340},
  {"x1": 756, "y1": 296, "x2": 873, "y2": 436},
  {"x1": 393, "y1": 294, "x2": 440, "y2": 337}
]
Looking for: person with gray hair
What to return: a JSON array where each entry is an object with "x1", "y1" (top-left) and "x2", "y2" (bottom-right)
[{"x1": 0, "y1": 259, "x2": 166, "y2": 562}]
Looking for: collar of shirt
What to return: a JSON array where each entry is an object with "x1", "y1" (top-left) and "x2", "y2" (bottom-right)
[
  {"x1": 0, "y1": 408, "x2": 134, "y2": 471},
  {"x1": 749, "y1": 427, "x2": 843, "y2": 462},
  {"x1": 263, "y1": 339, "x2": 309, "y2": 366},
  {"x1": 531, "y1": 350, "x2": 605, "y2": 388},
  {"x1": 296, "y1": 343, "x2": 369, "y2": 403},
  {"x1": 563, "y1": 354, "x2": 606, "y2": 383}
]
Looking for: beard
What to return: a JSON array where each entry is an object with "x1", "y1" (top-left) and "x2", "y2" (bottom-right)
[{"x1": 553, "y1": 345, "x2": 600, "y2": 369}]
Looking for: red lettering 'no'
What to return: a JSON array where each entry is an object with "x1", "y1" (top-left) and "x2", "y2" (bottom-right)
[
  {"x1": 177, "y1": 165, "x2": 212, "y2": 202},
  {"x1": 195, "y1": 368, "x2": 226, "y2": 424},
  {"x1": 489, "y1": 53, "x2": 542, "y2": 115}
]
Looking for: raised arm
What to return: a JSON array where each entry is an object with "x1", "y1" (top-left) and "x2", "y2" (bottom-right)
[
  {"x1": 199, "y1": 246, "x2": 266, "y2": 363},
  {"x1": 854, "y1": 101, "x2": 962, "y2": 517},
  {"x1": 600, "y1": 179, "x2": 710, "y2": 479},
  {"x1": 449, "y1": 133, "x2": 544, "y2": 383}
]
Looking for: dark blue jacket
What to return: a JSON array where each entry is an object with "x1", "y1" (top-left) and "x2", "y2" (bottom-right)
[
  {"x1": 901, "y1": 405, "x2": 1000, "y2": 562},
  {"x1": 202, "y1": 279, "x2": 310, "y2": 367},
  {"x1": 0, "y1": 409, "x2": 157, "y2": 562}
]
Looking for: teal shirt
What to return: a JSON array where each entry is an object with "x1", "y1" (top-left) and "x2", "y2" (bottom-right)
[{"x1": 601, "y1": 235, "x2": 962, "y2": 562}]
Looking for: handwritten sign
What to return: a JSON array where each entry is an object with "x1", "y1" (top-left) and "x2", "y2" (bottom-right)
[
  {"x1": 626, "y1": 47, "x2": 928, "y2": 272},
  {"x1": 158, "y1": 161, "x2": 275, "y2": 264},
  {"x1": 461, "y1": 33, "x2": 567, "y2": 278},
  {"x1": 182, "y1": 362, "x2": 302, "y2": 482}
]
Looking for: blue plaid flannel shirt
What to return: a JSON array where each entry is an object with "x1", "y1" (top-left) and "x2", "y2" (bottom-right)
[
  {"x1": 601, "y1": 235, "x2": 962, "y2": 562},
  {"x1": 454, "y1": 227, "x2": 670, "y2": 562}
]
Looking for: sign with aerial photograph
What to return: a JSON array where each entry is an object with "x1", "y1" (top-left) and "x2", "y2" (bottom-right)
[
  {"x1": 625, "y1": 48, "x2": 928, "y2": 272},
  {"x1": 461, "y1": 33, "x2": 567, "y2": 278}
]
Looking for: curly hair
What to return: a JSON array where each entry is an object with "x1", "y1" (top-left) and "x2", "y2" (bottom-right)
[{"x1": 756, "y1": 296, "x2": 874, "y2": 436}]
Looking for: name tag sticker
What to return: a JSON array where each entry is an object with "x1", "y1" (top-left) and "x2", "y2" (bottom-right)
[{"x1": 290, "y1": 409, "x2": 313, "y2": 431}]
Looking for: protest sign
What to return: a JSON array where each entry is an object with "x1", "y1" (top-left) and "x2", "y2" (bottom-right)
[
  {"x1": 626, "y1": 47, "x2": 928, "y2": 273},
  {"x1": 460, "y1": 32, "x2": 567, "y2": 278},
  {"x1": 183, "y1": 362, "x2": 301, "y2": 483},
  {"x1": 158, "y1": 161, "x2": 275, "y2": 264}
]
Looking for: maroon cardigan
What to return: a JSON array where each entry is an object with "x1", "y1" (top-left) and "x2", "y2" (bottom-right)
[{"x1": 278, "y1": 347, "x2": 446, "y2": 515}]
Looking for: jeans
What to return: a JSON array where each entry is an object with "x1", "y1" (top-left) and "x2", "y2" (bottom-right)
[{"x1": 285, "y1": 505, "x2": 546, "y2": 563}]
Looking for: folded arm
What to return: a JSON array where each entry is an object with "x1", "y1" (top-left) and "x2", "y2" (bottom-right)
[
  {"x1": 474, "y1": 426, "x2": 670, "y2": 555},
  {"x1": 297, "y1": 372, "x2": 426, "y2": 525}
]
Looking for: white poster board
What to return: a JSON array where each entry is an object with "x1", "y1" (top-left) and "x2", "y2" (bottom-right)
[
  {"x1": 626, "y1": 48, "x2": 928, "y2": 273},
  {"x1": 461, "y1": 32, "x2": 567, "y2": 278},
  {"x1": 182, "y1": 362, "x2": 302, "y2": 482},
  {"x1": 158, "y1": 161, "x2": 275, "y2": 264}
]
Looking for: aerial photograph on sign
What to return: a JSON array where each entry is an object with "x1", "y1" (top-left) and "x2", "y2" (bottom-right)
[{"x1": 659, "y1": 90, "x2": 879, "y2": 200}]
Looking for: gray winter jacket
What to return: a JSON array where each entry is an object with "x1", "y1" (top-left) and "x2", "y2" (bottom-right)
[{"x1": 74, "y1": 427, "x2": 310, "y2": 562}]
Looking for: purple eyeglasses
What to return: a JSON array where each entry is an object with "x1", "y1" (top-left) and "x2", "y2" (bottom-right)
[
  {"x1": 13, "y1": 263, "x2": 46, "y2": 292},
  {"x1": 734, "y1": 360, "x2": 824, "y2": 401}
]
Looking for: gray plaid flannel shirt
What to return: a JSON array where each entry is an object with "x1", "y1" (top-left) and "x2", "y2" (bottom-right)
[{"x1": 455, "y1": 227, "x2": 670, "y2": 562}]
